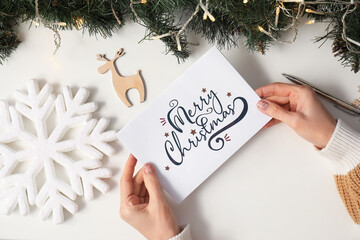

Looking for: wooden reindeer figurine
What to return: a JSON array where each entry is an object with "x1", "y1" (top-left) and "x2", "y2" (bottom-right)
[{"x1": 97, "y1": 48, "x2": 145, "y2": 107}]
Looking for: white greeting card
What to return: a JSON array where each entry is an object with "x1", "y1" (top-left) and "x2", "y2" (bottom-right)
[{"x1": 117, "y1": 47, "x2": 271, "y2": 203}]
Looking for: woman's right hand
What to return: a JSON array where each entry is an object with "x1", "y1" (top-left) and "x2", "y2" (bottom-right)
[{"x1": 255, "y1": 82, "x2": 337, "y2": 149}]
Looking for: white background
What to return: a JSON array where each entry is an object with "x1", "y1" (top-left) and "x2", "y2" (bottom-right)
[{"x1": 1, "y1": 17, "x2": 360, "y2": 240}]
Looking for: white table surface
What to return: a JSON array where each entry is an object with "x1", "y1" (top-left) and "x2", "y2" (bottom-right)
[{"x1": 1, "y1": 19, "x2": 360, "y2": 240}]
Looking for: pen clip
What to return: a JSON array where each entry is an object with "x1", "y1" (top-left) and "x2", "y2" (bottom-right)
[{"x1": 334, "y1": 104, "x2": 360, "y2": 117}]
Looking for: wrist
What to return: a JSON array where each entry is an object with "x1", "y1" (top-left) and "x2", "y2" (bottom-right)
[
  {"x1": 315, "y1": 119, "x2": 337, "y2": 149},
  {"x1": 164, "y1": 225, "x2": 181, "y2": 239},
  {"x1": 151, "y1": 225, "x2": 180, "y2": 240},
  {"x1": 165, "y1": 225, "x2": 183, "y2": 240}
]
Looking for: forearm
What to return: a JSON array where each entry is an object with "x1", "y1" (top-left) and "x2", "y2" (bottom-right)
[{"x1": 320, "y1": 119, "x2": 360, "y2": 224}]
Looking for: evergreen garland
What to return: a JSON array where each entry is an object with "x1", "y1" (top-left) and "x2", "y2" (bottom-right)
[{"x1": 0, "y1": 0, "x2": 359, "y2": 73}]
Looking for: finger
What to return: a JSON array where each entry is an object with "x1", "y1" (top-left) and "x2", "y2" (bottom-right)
[
  {"x1": 143, "y1": 163, "x2": 165, "y2": 205},
  {"x1": 120, "y1": 154, "x2": 137, "y2": 201},
  {"x1": 133, "y1": 168, "x2": 144, "y2": 196},
  {"x1": 257, "y1": 100, "x2": 294, "y2": 125},
  {"x1": 120, "y1": 191, "x2": 148, "y2": 220},
  {"x1": 260, "y1": 103, "x2": 289, "y2": 129},
  {"x1": 282, "y1": 103, "x2": 291, "y2": 111},
  {"x1": 255, "y1": 82, "x2": 298, "y2": 98},
  {"x1": 263, "y1": 119, "x2": 281, "y2": 129},
  {"x1": 264, "y1": 96, "x2": 289, "y2": 105},
  {"x1": 126, "y1": 195, "x2": 148, "y2": 210},
  {"x1": 144, "y1": 191, "x2": 149, "y2": 204},
  {"x1": 139, "y1": 182, "x2": 147, "y2": 198}
]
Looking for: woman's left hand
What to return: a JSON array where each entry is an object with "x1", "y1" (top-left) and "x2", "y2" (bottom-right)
[{"x1": 120, "y1": 154, "x2": 180, "y2": 240}]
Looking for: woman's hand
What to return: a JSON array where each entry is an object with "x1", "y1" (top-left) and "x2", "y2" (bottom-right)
[
  {"x1": 255, "y1": 82, "x2": 336, "y2": 149},
  {"x1": 120, "y1": 155, "x2": 180, "y2": 240}
]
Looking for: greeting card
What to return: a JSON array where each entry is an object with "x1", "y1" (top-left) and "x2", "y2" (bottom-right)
[{"x1": 117, "y1": 47, "x2": 271, "y2": 203}]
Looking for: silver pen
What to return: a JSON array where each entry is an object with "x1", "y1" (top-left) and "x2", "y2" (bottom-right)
[{"x1": 282, "y1": 73, "x2": 360, "y2": 116}]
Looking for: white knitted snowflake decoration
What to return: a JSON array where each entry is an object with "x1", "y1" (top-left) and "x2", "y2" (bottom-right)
[{"x1": 0, "y1": 79, "x2": 116, "y2": 224}]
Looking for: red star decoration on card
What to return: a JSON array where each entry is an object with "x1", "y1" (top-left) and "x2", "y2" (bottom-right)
[
  {"x1": 164, "y1": 132, "x2": 169, "y2": 137},
  {"x1": 190, "y1": 129, "x2": 196, "y2": 135},
  {"x1": 227, "y1": 92, "x2": 231, "y2": 97},
  {"x1": 202, "y1": 88, "x2": 207, "y2": 93},
  {"x1": 165, "y1": 166, "x2": 170, "y2": 171}
]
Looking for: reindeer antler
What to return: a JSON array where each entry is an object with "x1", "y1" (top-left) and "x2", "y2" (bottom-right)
[
  {"x1": 116, "y1": 48, "x2": 125, "y2": 57},
  {"x1": 96, "y1": 54, "x2": 108, "y2": 61}
]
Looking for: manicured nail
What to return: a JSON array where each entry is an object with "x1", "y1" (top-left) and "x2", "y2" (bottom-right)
[
  {"x1": 144, "y1": 163, "x2": 153, "y2": 174},
  {"x1": 257, "y1": 100, "x2": 269, "y2": 111}
]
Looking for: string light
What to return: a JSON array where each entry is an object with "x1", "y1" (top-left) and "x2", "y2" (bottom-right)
[
  {"x1": 305, "y1": 19, "x2": 316, "y2": 24},
  {"x1": 74, "y1": 17, "x2": 84, "y2": 30},
  {"x1": 34, "y1": 0, "x2": 62, "y2": 57},
  {"x1": 258, "y1": 22, "x2": 298, "y2": 44},
  {"x1": 0, "y1": 11, "x2": 15, "y2": 17},
  {"x1": 149, "y1": 0, "x2": 214, "y2": 51},
  {"x1": 52, "y1": 22, "x2": 67, "y2": 27},
  {"x1": 305, "y1": 8, "x2": 325, "y2": 14},
  {"x1": 347, "y1": 37, "x2": 360, "y2": 47},
  {"x1": 148, "y1": 0, "x2": 360, "y2": 53},
  {"x1": 264, "y1": 0, "x2": 360, "y2": 54},
  {"x1": 275, "y1": 6, "x2": 280, "y2": 27},
  {"x1": 32, "y1": 19, "x2": 66, "y2": 27},
  {"x1": 33, "y1": 0, "x2": 360, "y2": 57},
  {"x1": 258, "y1": 26, "x2": 265, "y2": 32},
  {"x1": 130, "y1": 0, "x2": 147, "y2": 23},
  {"x1": 341, "y1": 4, "x2": 360, "y2": 53},
  {"x1": 199, "y1": 0, "x2": 215, "y2": 21},
  {"x1": 32, "y1": 19, "x2": 40, "y2": 27},
  {"x1": 282, "y1": 0, "x2": 304, "y2": 2},
  {"x1": 111, "y1": 3, "x2": 122, "y2": 25}
]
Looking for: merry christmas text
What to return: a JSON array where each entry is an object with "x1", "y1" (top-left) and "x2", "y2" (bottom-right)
[{"x1": 164, "y1": 90, "x2": 248, "y2": 166}]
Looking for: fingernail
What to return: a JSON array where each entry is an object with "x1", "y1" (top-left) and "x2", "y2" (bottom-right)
[
  {"x1": 257, "y1": 100, "x2": 269, "y2": 111},
  {"x1": 144, "y1": 163, "x2": 153, "y2": 174}
]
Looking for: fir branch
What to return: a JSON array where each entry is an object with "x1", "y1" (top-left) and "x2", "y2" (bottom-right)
[{"x1": 0, "y1": 0, "x2": 359, "y2": 73}]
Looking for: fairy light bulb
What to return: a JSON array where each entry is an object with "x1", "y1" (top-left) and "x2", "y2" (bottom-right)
[
  {"x1": 55, "y1": 22, "x2": 67, "y2": 27},
  {"x1": 276, "y1": 6, "x2": 280, "y2": 14},
  {"x1": 203, "y1": 13, "x2": 215, "y2": 21},
  {"x1": 258, "y1": 26, "x2": 265, "y2": 32},
  {"x1": 305, "y1": 8, "x2": 324, "y2": 14},
  {"x1": 305, "y1": 19, "x2": 316, "y2": 24},
  {"x1": 275, "y1": 6, "x2": 280, "y2": 27},
  {"x1": 74, "y1": 17, "x2": 84, "y2": 30},
  {"x1": 243, "y1": 0, "x2": 248, "y2": 3},
  {"x1": 32, "y1": 19, "x2": 40, "y2": 27}
]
